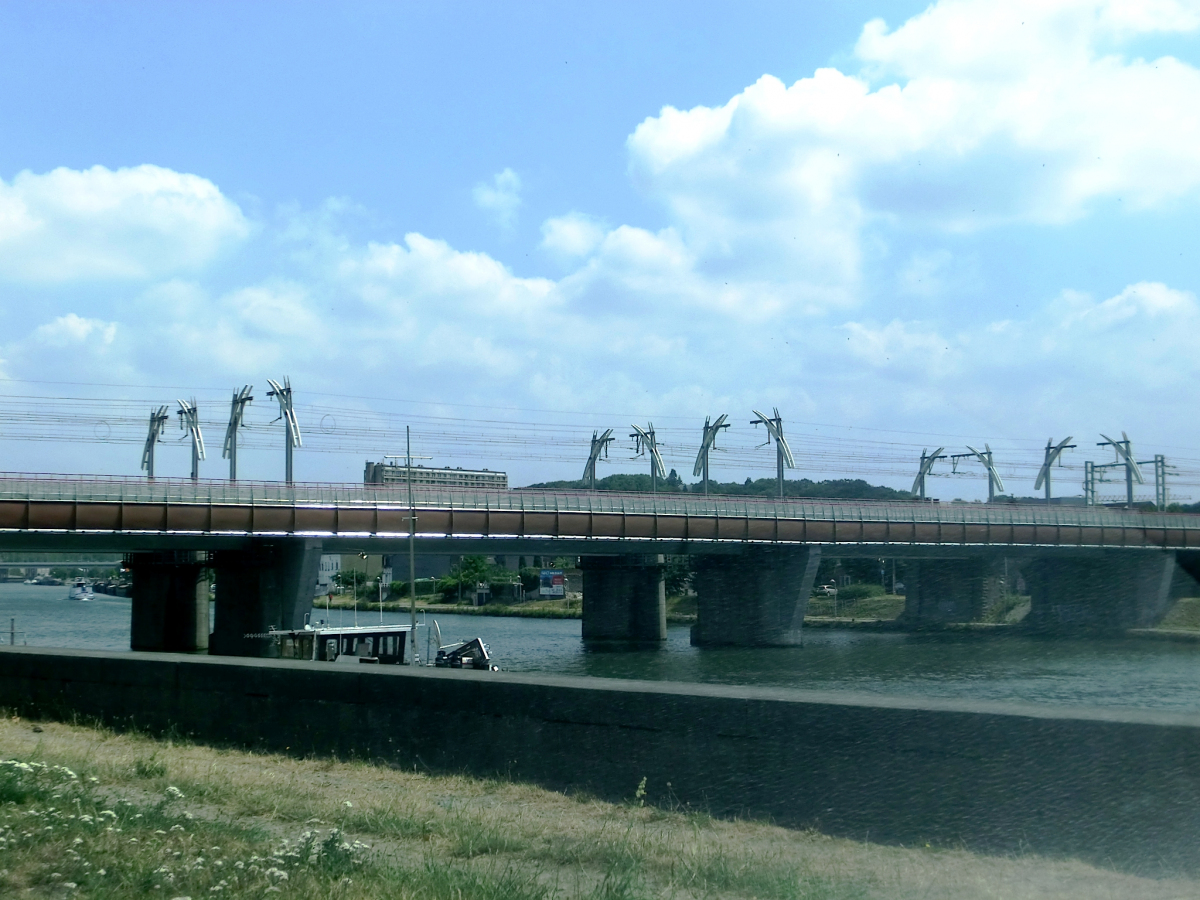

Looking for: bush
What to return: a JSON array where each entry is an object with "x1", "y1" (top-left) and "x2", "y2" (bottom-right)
[
  {"x1": 665, "y1": 556, "x2": 693, "y2": 597},
  {"x1": 835, "y1": 583, "x2": 886, "y2": 601},
  {"x1": 518, "y1": 567, "x2": 541, "y2": 593}
]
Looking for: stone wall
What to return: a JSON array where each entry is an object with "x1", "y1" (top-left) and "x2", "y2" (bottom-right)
[{"x1": 0, "y1": 647, "x2": 1198, "y2": 875}]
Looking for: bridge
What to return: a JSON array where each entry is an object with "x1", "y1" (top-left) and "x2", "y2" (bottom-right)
[{"x1": 1, "y1": 474, "x2": 1197, "y2": 654}]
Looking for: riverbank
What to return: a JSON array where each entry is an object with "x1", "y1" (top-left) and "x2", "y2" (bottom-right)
[
  {"x1": 316, "y1": 591, "x2": 1200, "y2": 636},
  {"x1": 0, "y1": 716, "x2": 1192, "y2": 900},
  {"x1": 319, "y1": 594, "x2": 585, "y2": 619},
  {"x1": 318, "y1": 594, "x2": 699, "y2": 623}
]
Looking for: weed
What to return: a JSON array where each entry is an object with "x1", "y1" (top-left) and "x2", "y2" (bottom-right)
[
  {"x1": 451, "y1": 816, "x2": 529, "y2": 858},
  {"x1": 132, "y1": 753, "x2": 167, "y2": 779}
]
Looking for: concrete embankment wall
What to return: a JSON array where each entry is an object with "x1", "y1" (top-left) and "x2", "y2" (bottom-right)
[{"x1": 1, "y1": 647, "x2": 1199, "y2": 874}]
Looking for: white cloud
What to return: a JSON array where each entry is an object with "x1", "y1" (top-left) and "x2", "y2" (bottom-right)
[
  {"x1": 31, "y1": 313, "x2": 117, "y2": 347},
  {"x1": 0, "y1": 165, "x2": 251, "y2": 283},
  {"x1": 842, "y1": 318, "x2": 962, "y2": 378},
  {"x1": 353, "y1": 232, "x2": 556, "y2": 320},
  {"x1": 472, "y1": 168, "x2": 522, "y2": 229},
  {"x1": 221, "y1": 283, "x2": 322, "y2": 339},
  {"x1": 540, "y1": 212, "x2": 606, "y2": 259},
  {"x1": 836, "y1": 281, "x2": 1200, "y2": 419},
  {"x1": 624, "y1": 0, "x2": 1200, "y2": 316},
  {"x1": 5, "y1": 1, "x2": 1200, "y2": 489}
]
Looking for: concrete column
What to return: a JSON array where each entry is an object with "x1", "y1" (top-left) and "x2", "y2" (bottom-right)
[
  {"x1": 901, "y1": 558, "x2": 1001, "y2": 625},
  {"x1": 128, "y1": 551, "x2": 209, "y2": 652},
  {"x1": 580, "y1": 554, "x2": 666, "y2": 645},
  {"x1": 1025, "y1": 550, "x2": 1175, "y2": 633},
  {"x1": 209, "y1": 538, "x2": 323, "y2": 657},
  {"x1": 691, "y1": 545, "x2": 822, "y2": 647}
]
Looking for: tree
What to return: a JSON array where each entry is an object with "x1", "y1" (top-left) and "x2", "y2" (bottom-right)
[{"x1": 664, "y1": 556, "x2": 692, "y2": 597}]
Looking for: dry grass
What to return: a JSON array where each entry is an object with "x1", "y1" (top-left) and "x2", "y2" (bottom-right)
[{"x1": 0, "y1": 716, "x2": 1195, "y2": 899}]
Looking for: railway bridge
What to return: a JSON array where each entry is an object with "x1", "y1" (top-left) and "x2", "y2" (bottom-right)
[{"x1": 2, "y1": 475, "x2": 1198, "y2": 655}]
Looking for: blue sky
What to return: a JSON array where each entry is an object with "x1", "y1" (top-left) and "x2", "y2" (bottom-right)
[{"x1": 1, "y1": 0, "x2": 1199, "y2": 501}]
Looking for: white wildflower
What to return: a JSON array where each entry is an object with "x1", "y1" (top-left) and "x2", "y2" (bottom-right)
[{"x1": 164, "y1": 786, "x2": 185, "y2": 801}]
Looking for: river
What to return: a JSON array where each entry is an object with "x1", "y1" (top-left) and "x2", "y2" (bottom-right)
[{"x1": 3, "y1": 582, "x2": 1198, "y2": 713}]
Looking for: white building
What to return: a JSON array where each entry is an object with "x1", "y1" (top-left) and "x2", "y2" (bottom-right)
[
  {"x1": 315, "y1": 554, "x2": 341, "y2": 596},
  {"x1": 364, "y1": 461, "x2": 507, "y2": 490}
]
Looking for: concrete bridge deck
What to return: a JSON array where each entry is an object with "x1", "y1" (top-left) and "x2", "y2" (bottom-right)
[
  {"x1": 3, "y1": 475, "x2": 1197, "y2": 651},
  {"x1": 0, "y1": 474, "x2": 1197, "y2": 555}
]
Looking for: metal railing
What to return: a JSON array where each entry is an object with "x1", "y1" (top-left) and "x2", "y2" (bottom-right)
[{"x1": 0, "y1": 472, "x2": 1195, "y2": 531}]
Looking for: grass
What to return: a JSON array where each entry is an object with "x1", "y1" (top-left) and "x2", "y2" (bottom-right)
[
  {"x1": 805, "y1": 594, "x2": 906, "y2": 620},
  {"x1": 1159, "y1": 597, "x2": 1200, "y2": 630},
  {"x1": 983, "y1": 594, "x2": 1031, "y2": 624},
  {"x1": 0, "y1": 717, "x2": 1194, "y2": 899}
]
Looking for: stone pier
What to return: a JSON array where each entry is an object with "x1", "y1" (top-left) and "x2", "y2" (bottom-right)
[
  {"x1": 128, "y1": 551, "x2": 210, "y2": 653},
  {"x1": 901, "y1": 558, "x2": 1004, "y2": 625},
  {"x1": 691, "y1": 546, "x2": 822, "y2": 646},
  {"x1": 580, "y1": 554, "x2": 666, "y2": 645},
  {"x1": 209, "y1": 539, "x2": 323, "y2": 657},
  {"x1": 1025, "y1": 550, "x2": 1175, "y2": 633}
]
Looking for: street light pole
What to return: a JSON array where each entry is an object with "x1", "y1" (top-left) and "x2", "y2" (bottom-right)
[{"x1": 407, "y1": 426, "x2": 418, "y2": 664}]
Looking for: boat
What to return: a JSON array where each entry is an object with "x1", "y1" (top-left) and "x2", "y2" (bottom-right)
[
  {"x1": 68, "y1": 579, "x2": 95, "y2": 601},
  {"x1": 247, "y1": 617, "x2": 496, "y2": 670}
]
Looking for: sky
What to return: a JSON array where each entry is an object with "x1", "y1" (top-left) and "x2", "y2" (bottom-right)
[{"x1": 1, "y1": 0, "x2": 1199, "y2": 502}]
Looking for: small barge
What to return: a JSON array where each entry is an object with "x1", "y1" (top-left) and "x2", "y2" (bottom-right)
[{"x1": 248, "y1": 619, "x2": 496, "y2": 670}]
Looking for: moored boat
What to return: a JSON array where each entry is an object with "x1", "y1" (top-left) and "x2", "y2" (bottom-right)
[
  {"x1": 68, "y1": 579, "x2": 95, "y2": 601},
  {"x1": 248, "y1": 618, "x2": 496, "y2": 669}
]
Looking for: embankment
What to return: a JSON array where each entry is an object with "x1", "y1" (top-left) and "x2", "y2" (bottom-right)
[{"x1": 0, "y1": 647, "x2": 1198, "y2": 874}]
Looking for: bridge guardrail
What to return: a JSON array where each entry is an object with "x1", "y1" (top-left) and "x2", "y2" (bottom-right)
[{"x1": 0, "y1": 472, "x2": 1194, "y2": 533}]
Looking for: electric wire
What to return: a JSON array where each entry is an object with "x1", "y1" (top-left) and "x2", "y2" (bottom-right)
[{"x1": 0, "y1": 390, "x2": 1195, "y2": 499}]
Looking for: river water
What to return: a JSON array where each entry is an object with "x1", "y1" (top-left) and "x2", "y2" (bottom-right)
[{"x1": 3, "y1": 582, "x2": 1199, "y2": 713}]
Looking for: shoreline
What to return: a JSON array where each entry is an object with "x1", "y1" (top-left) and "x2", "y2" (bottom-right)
[{"x1": 315, "y1": 595, "x2": 1200, "y2": 639}]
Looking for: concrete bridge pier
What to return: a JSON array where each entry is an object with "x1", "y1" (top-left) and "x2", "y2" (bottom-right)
[
  {"x1": 691, "y1": 546, "x2": 822, "y2": 647},
  {"x1": 209, "y1": 539, "x2": 322, "y2": 657},
  {"x1": 901, "y1": 558, "x2": 1003, "y2": 625},
  {"x1": 1025, "y1": 550, "x2": 1175, "y2": 633},
  {"x1": 580, "y1": 554, "x2": 667, "y2": 646},
  {"x1": 128, "y1": 551, "x2": 210, "y2": 653}
]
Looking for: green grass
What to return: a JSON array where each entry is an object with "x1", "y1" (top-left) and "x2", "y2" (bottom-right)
[
  {"x1": 1160, "y1": 597, "x2": 1200, "y2": 630},
  {"x1": 806, "y1": 594, "x2": 906, "y2": 620},
  {"x1": 1, "y1": 718, "x2": 1195, "y2": 899},
  {"x1": 0, "y1": 755, "x2": 554, "y2": 899},
  {"x1": 983, "y1": 594, "x2": 1031, "y2": 624}
]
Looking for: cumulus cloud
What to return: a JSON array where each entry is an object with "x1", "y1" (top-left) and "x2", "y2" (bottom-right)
[
  {"x1": 625, "y1": 0, "x2": 1200, "y2": 315},
  {"x1": 540, "y1": 212, "x2": 606, "y2": 259},
  {"x1": 472, "y1": 168, "x2": 522, "y2": 229},
  {"x1": 0, "y1": 165, "x2": 250, "y2": 283},
  {"x1": 30, "y1": 313, "x2": 117, "y2": 347},
  {"x1": 4, "y1": 1, "x2": 1200, "y2": 488},
  {"x1": 837, "y1": 280, "x2": 1200, "y2": 429}
]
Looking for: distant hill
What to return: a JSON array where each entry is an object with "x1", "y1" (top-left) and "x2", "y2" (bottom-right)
[{"x1": 519, "y1": 471, "x2": 910, "y2": 501}]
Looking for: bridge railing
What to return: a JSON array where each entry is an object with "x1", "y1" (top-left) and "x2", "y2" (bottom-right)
[{"x1": 0, "y1": 472, "x2": 1194, "y2": 531}]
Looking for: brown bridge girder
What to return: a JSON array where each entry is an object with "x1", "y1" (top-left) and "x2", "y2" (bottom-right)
[{"x1": 1, "y1": 498, "x2": 1199, "y2": 549}]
